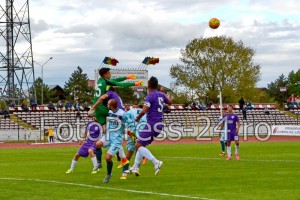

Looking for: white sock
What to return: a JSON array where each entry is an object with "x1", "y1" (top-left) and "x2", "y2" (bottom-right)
[
  {"x1": 118, "y1": 146, "x2": 126, "y2": 159},
  {"x1": 70, "y1": 160, "x2": 77, "y2": 170},
  {"x1": 138, "y1": 146, "x2": 158, "y2": 166},
  {"x1": 132, "y1": 151, "x2": 143, "y2": 169},
  {"x1": 235, "y1": 145, "x2": 239, "y2": 154},
  {"x1": 227, "y1": 146, "x2": 231, "y2": 157},
  {"x1": 91, "y1": 157, "x2": 98, "y2": 170}
]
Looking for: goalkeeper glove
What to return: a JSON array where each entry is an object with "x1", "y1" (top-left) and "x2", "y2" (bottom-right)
[
  {"x1": 134, "y1": 80, "x2": 143, "y2": 86},
  {"x1": 126, "y1": 74, "x2": 136, "y2": 80}
]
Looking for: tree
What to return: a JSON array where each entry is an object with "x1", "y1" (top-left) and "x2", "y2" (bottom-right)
[
  {"x1": 30, "y1": 77, "x2": 54, "y2": 104},
  {"x1": 64, "y1": 66, "x2": 94, "y2": 103},
  {"x1": 286, "y1": 69, "x2": 300, "y2": 96},
  {"x1": 114, "y1": 87, "x2": 139, "y2": 104},
  {"x1": 267, "y1": 74, "x2": 288, "y2": 103},
  {"x1": 267, "y1": 69, "x2": 300, "y2": 104},
  {"x1": 170, "y1": 36, "x2": 261, "y2": 103}
]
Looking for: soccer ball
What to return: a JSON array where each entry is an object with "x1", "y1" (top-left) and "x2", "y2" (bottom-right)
[{"x1": 209, "y1": 18, "x2": 220, "y2": 29}]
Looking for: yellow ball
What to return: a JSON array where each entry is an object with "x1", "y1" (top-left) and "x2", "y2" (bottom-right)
[{"x1": 209, "y1": 18, "x2": 220, "y2": 29}]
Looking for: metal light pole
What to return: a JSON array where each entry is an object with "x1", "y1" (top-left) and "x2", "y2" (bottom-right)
[{"x1": 34, "y1": 57, "x2": 53, "y2": 105}]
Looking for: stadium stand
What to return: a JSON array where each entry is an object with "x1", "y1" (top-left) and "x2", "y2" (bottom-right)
[
  {"x1": 163, "y1": 103, "x2": 299, "y2": 127},
  {"x1": 1, "y1": 103, "x2": 299, "y2": 132}
]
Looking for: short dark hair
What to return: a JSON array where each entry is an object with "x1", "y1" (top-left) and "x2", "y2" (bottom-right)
[
  {"x1": 99, "y1": 67, "x2": 110, "y2": 77},
  {"x1": 148, "y1": 76, "x2": 158, "y2": 89}
]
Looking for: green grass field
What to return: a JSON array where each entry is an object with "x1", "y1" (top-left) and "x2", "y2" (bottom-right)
[{"x1": 0, "y1": 142, "x2": 300, "y2": 200}]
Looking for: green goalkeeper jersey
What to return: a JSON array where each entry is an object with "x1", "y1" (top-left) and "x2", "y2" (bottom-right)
[{"x1": 93, "y1": 76, "x2": 134, "y2": 105}]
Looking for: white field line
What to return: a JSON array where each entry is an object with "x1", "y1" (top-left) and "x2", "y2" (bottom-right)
[
  {"x1": 164, "y1": 156, "x2": 300, "y2": 163},
  {"x1": 0, "y1": 177, "x2": 218, "y2": 200}
]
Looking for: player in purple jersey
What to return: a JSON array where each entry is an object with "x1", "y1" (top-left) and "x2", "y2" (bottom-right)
[
  {"x1": 221, "y1": 105, "x2": 241, "y2": 160},
  {"x1": 126, "y1": 76, "x2": 172, "y2": 176},
  {"x1": 66, "y1": 117, "x2": 102, "y2": 174}
]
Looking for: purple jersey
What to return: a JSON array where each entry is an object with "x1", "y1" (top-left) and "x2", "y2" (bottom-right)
[
  {"x1": 224, "y1": 113, "x2": 239, "y2": 134},
  {"x1": 144, "y1": 91, "x2": 168, "y2": 125},
  {"x1": 105, "y1": 91, "x2": 124, "y2": 110}
]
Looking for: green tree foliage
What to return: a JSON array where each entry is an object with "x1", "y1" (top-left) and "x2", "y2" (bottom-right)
[
  {"x1": 267, "y1": 69, "x2": 300, "y2": 104},
  {"x1": 170, "y1": 36, "x2": 261, "y2": 103},
  {"x1": 266, "y1": 74, "x2": 288, "y2": 103},
  {"x1": 64, "y1": 66, "x2": 94, "y2": 103},
  {"x1": 30, "y1": 77, "x2": 54, "y2": 104},
  {"x1": 286, "y1": 69, "x2": 300, "y2": 96},
  {"x1": 114, "y1": 87, "x2": 140, "y2": 105},
  {"x1": 0, "y1": 99, "x2": 8, "y2": 110}
]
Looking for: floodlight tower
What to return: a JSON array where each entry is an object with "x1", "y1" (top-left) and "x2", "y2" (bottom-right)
[{"x1": 0, "y1": 0, "x2": 36, "y2": 102}]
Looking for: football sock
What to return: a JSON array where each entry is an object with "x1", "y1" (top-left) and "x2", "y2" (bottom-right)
[
  {"x1": 221, "y1": 141, "x2": 225, "y2": 152},
  {"x1": 91, "y1": 157, "x2": 98, "y2": 170},
  {"x1": 118, "y1": 146, "x2": 126, "y2": 159},
  {"x1": 235, "y1": 145, "x2": 239, "y2": 154},
  {"x1": 95, "y1": 148, "x2": 102, "y2": 164},
  {"x1": 70, "y1": 160, "x2": 77, "y2": 170},
  {"x1": 138, "y1": 146, "x2": 158, "y2": 165},
  {"x1": 122, "y1": 163, "x2": 129, "y2": 172},
  {"x1": 227, "y1": 146, "x2": 232, "y2": 157},
  {"x1": 132, "y1": 151, "x2": 143, "y2": 169},
  {"x1": 107, "y1": 160, "x2": 113, "y2": 175}
]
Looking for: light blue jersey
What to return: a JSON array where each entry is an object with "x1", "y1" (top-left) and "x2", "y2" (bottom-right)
[
  {"x1": 104, "y1": 108, "x2": 129, "y2": 155},
  {"x1": 126, "y1": 108, "x2": 147, "y2": 130},
  {"x1": 219, "y1": 116, "x2": 227, "y2": 142},
  {"x1": 125, "y1": 108, "x2": 147, "y2": 151}
]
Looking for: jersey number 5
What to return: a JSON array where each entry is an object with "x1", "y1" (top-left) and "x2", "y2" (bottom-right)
[
  {"x1": 158, "y1": 97, "x2": 164, "y2": 112},
  {"x1": 95, "y1": 84, "x2": 102, "y2": 97}
]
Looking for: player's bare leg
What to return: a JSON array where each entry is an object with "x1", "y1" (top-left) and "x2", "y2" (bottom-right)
[{"x1": 103, "y1": 153, "x2": 113, "y2": 183}]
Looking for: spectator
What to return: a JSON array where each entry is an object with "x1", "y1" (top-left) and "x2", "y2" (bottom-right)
[
  {"x1": 246, "y1": 99, "x2": 253, "y2": 110},
  {"x1": 198, "y1": 101, "x2": 206, "y2": 110},
  {"x1": 30, "y1": 98, "x2": 37, "y2": 111},
  {"x1": 57, "y1": 100, "x2": 64, "y2": 111},
  {"x1": 48, "y1": 101, "x2": 56, "y2": 111},
  {"x1": 242, "y1": 105, "x2": 247, "y2": 120},
  {"x1": 83, "y1": 101, "x2": 90, "y2": 111},
  {"x1": 73, "y1": 99, "x2": 81, "y2": 111},
  {"x1": 264, "y1": 107, "x2": 270, "y2": 115},
  {"x1": 8, "y1": 98, "x2": 15, "y2": 108},
  {"x1": 238, "y1": 97, "x2": 245, "y2": 111},
  {"x1": 65, "y1": 101, "x2": 72, "y2": 111}
]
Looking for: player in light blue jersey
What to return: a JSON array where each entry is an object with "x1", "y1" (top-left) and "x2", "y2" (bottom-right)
[
  {"x1": 219, "y1": 109, "x2": 227, "y2": 156},
  {"x1": 96, "y1": 99, "x2": 130, "y2": 183},
  {"x1": 120, "y1": 103, "x2": 147, "y2": 179}
]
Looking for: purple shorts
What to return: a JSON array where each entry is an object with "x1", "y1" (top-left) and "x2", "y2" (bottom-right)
[
  {"x1": 227, "y1": 130, "x2": 239, "y2": 142},
  {"x1": 137, "y1": 124, "x2": 163, "y2": 146},
  {"x1": 77, "y1": 142, "x2": 96, "y2": 157}
]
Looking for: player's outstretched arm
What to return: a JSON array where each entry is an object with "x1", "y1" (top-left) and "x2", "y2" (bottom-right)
[{"x1": 110, "y1": 74, "x2": 136, "y2": 82}]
